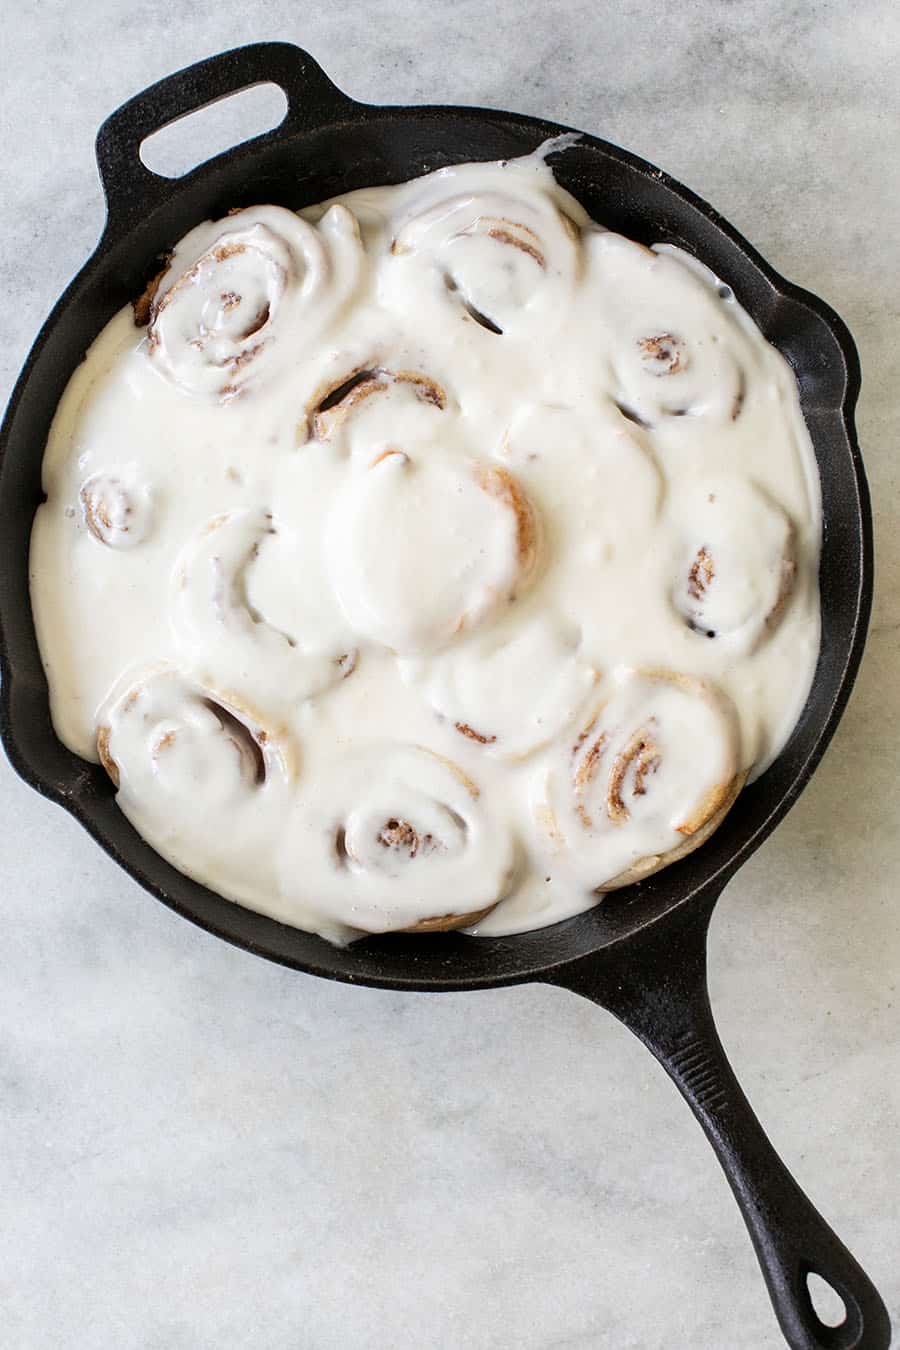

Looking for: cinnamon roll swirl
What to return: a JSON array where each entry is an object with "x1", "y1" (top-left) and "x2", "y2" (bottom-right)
[
  {"x1": 535, "y1": 670, "x2": 744, "y2": 890},
  {"x1": 144, "y1": 203, "x2": 364, "y2": 400},
  {"x1": 388, "y1": 167, "x2": 583, "y2": 336},
  {"x1": 279, "y1": 746, "x2": 515, "y2": 933},
  {"x1": 79, "y1": 472, "x2": 153, "y2": 549},
  {"x1": 401, "y1": 614, "x2": 598, "y2": 759},
  {"x1": 171, "y1": 509, "x2": 357, "y2": 708},
  {"x1": 326, "y1": 454, "x2": 540, "y2": 654},
  {"x1": 671, "y1": 480, "x2": 797, "y2": 646}
]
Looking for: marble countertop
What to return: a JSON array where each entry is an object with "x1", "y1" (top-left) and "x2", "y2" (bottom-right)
[{"x1": 2, "y1": 4, "x2": 898, "y2": 1347}]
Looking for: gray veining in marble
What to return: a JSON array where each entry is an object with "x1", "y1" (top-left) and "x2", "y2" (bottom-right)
[{"x1": 1, "y1": 3, "x2": 898, "y2": 1347}]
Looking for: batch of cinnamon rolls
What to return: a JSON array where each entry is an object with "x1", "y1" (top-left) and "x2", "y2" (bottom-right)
[{"x1": 31, "y1": 142, "x2": 822, "y2": 942}]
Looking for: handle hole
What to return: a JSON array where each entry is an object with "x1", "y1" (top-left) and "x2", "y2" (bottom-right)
[
  {"x1": 806, "y1": 1272, "x2": 848, "y2": 1329},
  {"x1": 139, "y1": 83, "x2": 288, "y2": 179}
]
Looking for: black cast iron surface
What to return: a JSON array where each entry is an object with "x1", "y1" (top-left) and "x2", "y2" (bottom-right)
[{"x1": 0, "y1": 43, "x2": 889, "y2": 1350}]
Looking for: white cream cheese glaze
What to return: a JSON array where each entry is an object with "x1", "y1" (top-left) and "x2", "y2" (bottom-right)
[{"x1": 30, "y1": 143, "x2": 822, "y2": 943}]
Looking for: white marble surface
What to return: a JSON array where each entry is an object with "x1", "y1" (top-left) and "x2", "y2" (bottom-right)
[{"x1": 2, "y1": 4, "x2": 898, "y2": 1347}]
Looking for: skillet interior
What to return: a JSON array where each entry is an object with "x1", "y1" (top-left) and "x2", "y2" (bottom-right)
[{"x1": 0, "y1": 85, "x2": 869, "y2": 992}]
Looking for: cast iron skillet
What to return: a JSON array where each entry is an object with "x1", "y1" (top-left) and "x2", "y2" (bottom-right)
[{"x1": 0, "y1": 42, "x2": 890, "y2": 1350}]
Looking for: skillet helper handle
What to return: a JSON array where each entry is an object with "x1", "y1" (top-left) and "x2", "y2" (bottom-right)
[
  {"x1": 549, "y1": 894, "x2": 890, "y2": 1350},
  {"x1": 95, "y1": 42, "x2": 355, "y2": 235}
]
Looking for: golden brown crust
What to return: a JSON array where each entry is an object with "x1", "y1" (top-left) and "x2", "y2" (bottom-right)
[
  {"x1": 132, "y1": 258, "x2": 172, "y2": 328},
  {"x1": 96, "y1": 726, "x2": 119, "y2": 788},
  {"x1": 598, "y1": 769, "x2": 747, "y2": 890},
  {"x1": 472, "y1": 464, "x2": 539, "y2": 576},
  {"x1": 674, "y1": 772, "x2": 737, "y2": 837},
  {"x1": 399, "y1": 902, "x2": 498, "y2": 934},
  {"x1": 369, "y1": 448, "x2": 409, "y2": 470}
]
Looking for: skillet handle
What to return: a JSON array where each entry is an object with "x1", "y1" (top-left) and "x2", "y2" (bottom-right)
[
  {"x1": 95, "y1": 42, "x2": 355, "y2": 235},
  {"x1": 548, "y1": 893, "x2": 890, "y2": 1350}
]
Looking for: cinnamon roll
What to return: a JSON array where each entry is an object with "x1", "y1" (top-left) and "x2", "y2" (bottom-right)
[
  {"x1": 79, "y1": 472, "x2": 153, "y2": 549},
  {"x1": 535, "y1": 670, "x2": 744, "y2": 890},
  {"x1": 579, "y1": 232, "x2": 749, "y2": 429},
  {"x1": 171, "y1": 509, "x2": 357, "y2": 708},
  {"x1": 144, "y1": 203, "x2": 364, "y2": 400},
  {"x1": 401, "y1": 614, "x2": 598, "y2": 759},
  {"x1": 612, "y1": 327, "x2": 745, "y2": 428},
  {"x1": 279, "y1": 746, "x2": 515, "y2": 933},
  {"x1": 325, "y1": 454, "x2": 540, "y2": 654},
  {"x1": 388, "y1": 170, "x2": 583, "y2": 336},
  {"x1": 97, "y1": 666, "x2": 294, "y2": 794},
  {"x1": 670, "y1": 480, "x2": 797, "y2": 646},
  {"x1": 96, "y1": 666, "x2": 294, "y2": 898}
]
